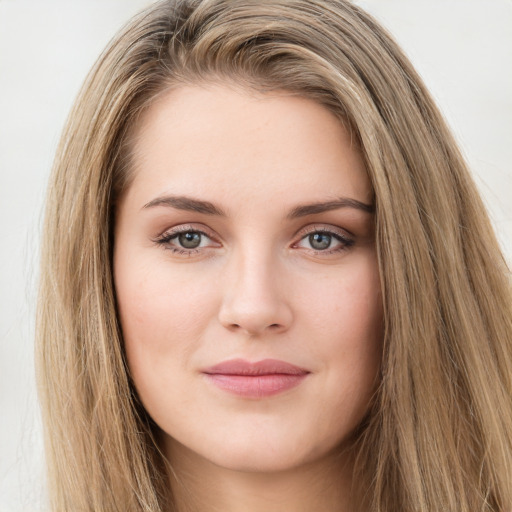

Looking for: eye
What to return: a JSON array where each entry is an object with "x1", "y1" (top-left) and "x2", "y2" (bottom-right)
[
  {"x1": 295, "y1": 228, "x2": 354, "y2": 254},
  {"x1": 154, "y1": 226, "x2": 219, "y2": 254},
  {"x1": 177, "y1": 231, "x2": 203, "y2": 249},
  {"x1": 307, "y1": 232, "x2": 334, "y2": 250}
]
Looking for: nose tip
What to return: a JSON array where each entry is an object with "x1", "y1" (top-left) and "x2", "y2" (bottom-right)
[{"x1": 217, "y1": 265, "x2": 293, "y2": 336}]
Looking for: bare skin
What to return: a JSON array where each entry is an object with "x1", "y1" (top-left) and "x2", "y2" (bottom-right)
[
  {"x1": 167, "y1": 435, "x2": 355, "y2": 512},
  {"x1": 114, "y1": 83, "x2": 383, "y2": 512}
]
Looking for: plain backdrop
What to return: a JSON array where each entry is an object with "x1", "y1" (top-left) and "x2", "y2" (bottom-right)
[{"x1": 1, "y1": 1, "x2": 511, "y2": 510}]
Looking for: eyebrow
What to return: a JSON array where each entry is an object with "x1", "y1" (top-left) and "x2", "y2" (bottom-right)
[
  {"x1": 142, "y1": 194, "x2": 374, "y2": 217},
  {"x1": 287, "y1": 198, "x2": 374, "y2": 218},
  {"x1": 143, "y1": 195, "x2": 226, "y2": 216}
]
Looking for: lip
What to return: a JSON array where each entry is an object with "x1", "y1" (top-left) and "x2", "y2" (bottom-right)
[{"x1": 202, "y1": 358, "x2": 310, "y2": 398}]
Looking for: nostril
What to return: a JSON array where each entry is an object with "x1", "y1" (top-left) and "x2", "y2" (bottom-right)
[{"x1": 227, "y1": 322, "x2": 282, "y2": 334}]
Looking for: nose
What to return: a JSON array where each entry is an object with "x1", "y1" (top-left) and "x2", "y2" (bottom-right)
[{"x1": 218, "y1": 250, "x2": 293, "y2": 336}]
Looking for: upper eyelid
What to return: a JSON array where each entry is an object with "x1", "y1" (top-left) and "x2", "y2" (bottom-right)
[
  {"x1": 159, "y1": 223, "x2": 216, "y2": 238},
  {"x1": 294, "y1": 223, "x2": 354, "y2": 240},
  {"x1": 155, "y1": 223, "x2": 353, "y2": 246}
]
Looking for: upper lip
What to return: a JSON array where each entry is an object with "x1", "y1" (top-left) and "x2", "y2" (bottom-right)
[{"x1": 203, "y1": 358, "x2": 309, "y2": 376}]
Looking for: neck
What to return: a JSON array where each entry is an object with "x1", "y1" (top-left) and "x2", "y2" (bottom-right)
[{"x1": 165, "y1": 438, "x2": 357, "y2": 512}]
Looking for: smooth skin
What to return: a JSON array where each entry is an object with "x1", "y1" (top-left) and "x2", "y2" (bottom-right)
[{"x1": 114, "y1": 83, "x2": 383, "y2": 512}]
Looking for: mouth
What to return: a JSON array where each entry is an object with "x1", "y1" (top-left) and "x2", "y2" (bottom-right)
[{"x1": 202, "y1": 358, "x2": 310, "y2": 398}]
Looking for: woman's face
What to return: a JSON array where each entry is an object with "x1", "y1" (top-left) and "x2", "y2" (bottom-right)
[{"x1": 114, "y1": 83, "x2": 383, "y2": 473}]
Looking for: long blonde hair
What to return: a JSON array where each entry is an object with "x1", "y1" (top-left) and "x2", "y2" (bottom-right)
[{"x1": 37, "y1": 1, "x2": 512, "y2": 510}]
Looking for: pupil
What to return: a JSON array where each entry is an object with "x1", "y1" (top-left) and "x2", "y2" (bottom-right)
[
  {"x1": 178, "y1": 232, "x2": 201, "y2": 249},
  {"x1": 310, "y1": 233, "x2": 331, "y2": 250}
]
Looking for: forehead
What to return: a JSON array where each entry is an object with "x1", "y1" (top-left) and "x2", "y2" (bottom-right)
[{"x1": 125, "y1": 83, "x2": 371, "y2": 210}]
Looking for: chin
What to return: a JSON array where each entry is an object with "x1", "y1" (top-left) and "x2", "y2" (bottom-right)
[
  {"x1": 195, "y1": 429, "x2": 345, "y2": 475},
  {"x1": 211, "y1": 449, "x2": 305, "y2": 474}
]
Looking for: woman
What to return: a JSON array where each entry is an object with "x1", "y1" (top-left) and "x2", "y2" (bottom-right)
[{"x1": 36, "y1": 0, "x2": 512, "y2": 511}]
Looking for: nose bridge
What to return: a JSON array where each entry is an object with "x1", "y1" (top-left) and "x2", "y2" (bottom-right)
[{"x1": 218, "y1": 239, "x2": 292, "y2": 335}]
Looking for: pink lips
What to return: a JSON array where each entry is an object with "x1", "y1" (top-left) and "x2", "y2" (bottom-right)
[{"x1": 202, "y1": 358, "x2": 310, "y2": 398}]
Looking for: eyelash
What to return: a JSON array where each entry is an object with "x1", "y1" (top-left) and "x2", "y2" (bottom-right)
[
  {"x1": 153, "y1": 225, "x2": 215, "y2": 256},
  {"x1": 294, "y1": 226, "x2": 355, "y2": 255},
  {"x1": 153, "y1": 225, "x2": 355, "y2": 257}
]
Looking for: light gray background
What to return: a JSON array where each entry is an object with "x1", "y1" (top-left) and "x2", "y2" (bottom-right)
[{"x1": 1, "y1": 1, "x2": 510, "y2": 510}]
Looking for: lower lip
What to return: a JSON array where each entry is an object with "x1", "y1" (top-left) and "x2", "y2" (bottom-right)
[{"x1": 204, "y1": 373, "x2": 308, "y2": 398}]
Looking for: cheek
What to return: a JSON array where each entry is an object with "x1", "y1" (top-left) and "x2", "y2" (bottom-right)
[
  {"x1": 114, "y1": 254, "x2": 218, "y2": 382},
  {"x1": 299, "y1": 255, "x2": 382, "y2": 348},
  {"x1": 296, "y1": 255, "x2": 383, "y2": 409}
]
